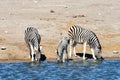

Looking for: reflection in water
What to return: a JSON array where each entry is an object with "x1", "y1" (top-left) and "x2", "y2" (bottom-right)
[
  {"x1": 29, "y1": 61, "x2": 41, "y2": 66},
  {"x1": 0, "y1": 60, "x2": 120, "y2": 80}
]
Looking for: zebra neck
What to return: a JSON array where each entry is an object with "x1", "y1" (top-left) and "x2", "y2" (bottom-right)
[{"x1": 92, "y1": 40, "x2": 101, "y2": 49}]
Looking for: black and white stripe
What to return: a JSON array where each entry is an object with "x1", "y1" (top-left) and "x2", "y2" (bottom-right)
[
  {"x1": 24, "y1": 27, "x2": 41, "y2": 62},
  {"x1": 68, "y1": 25, "x2": 102, "y2": 60}
]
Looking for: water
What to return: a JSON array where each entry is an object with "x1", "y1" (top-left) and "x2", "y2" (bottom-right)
[{"x1": 0, "y1": 60, "x2": 120, "y2": 80}]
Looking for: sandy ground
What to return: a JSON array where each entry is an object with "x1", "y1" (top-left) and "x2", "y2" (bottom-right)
[{"x1": 0, "y1": 0, "x2": 120, "y2": 62}]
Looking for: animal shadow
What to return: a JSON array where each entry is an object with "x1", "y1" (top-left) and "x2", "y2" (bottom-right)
[
  {"x1": 40, "y1": 54, "x2": 46, "y2": 61},
  {"x1": 76, "y1": 53, "x2": 93, "y2": 59},
  {"x1": 76, "y1": 53, "x2": 104, "y2": 60}
]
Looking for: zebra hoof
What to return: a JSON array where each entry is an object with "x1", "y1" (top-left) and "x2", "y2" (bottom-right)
[
  {"x1": 29, "y1": 61, "x2": 40, "y2": 66},
  {"x1": 57, "y1": 60, "x2": 63, "y2": 64},
  {"x1": 74, "y1": 55, "x2": 77, "y2": 57},
  {"x1": 83, "y1": 57, "x2": 86, "y2": 60}
]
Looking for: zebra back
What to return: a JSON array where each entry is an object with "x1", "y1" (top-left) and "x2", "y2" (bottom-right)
[{"x1": 25, "y1": 27, "x2": 41, "y2": 50}]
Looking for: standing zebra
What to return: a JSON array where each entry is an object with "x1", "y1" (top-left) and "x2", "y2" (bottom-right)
[
  {"x1": 68, "y1": 25, "x2": 102, "y2": 60},
  {"x1": 24, "y1": 27, "x2": 41, "y2": 62}
]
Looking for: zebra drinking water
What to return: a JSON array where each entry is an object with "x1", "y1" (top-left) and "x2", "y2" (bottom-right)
[
  {"x1": 68, "y1": 25, "x2": 102, "y2": 60},
  {"x1": 24, "y1": 27, "x2": 41, "y2": 62},
  {"x1": 57, "y1": 37, "x2": 69, "y2": 63}
]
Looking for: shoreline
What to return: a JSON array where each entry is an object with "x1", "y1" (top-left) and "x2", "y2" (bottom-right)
[{"x1": 0, "y1": 57, "x2": 120, "y2": 63}]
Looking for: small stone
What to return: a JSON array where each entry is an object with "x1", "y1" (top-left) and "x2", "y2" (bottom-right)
[
  {"x1": 73, "y1": 15, "x2": 85, "y2": 18},
  {"x1": 1, "y1": 47, "x2": 6, "y2": 50},
  {"x1": 113, "y1": 51, "x2": 119, "y2": 54},
  {"x1": 50, "y1": 10, "x2": 55, "y2": 13}
]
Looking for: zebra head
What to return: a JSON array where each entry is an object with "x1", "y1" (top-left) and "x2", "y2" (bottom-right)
[
  {"x1": 94, "y1": 46, "x2": 102, "y2": 60},
  {"x1": 34, "y1": 46, "x2": 42, "y2": 62},
  {"x1": 33, "y1": 50, "x2": 40, "y2": 62},
  {"x1": 57, "y1": 51, "x2": 63, "y2": 63}
]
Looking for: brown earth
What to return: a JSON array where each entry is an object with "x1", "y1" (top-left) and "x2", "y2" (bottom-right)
[{"x1": 0, "y1": 0, "x2": 120, "y2": 62}]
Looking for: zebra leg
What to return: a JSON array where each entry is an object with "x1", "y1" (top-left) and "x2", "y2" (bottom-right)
[
  {"x1": 28, "y1": 44, "x2": 32, "y2": 59},
  {"x1": 69, "y1": 40, "x2": 73, "y2": 58},
  {"x1": 34, "y1": 47, "x2": 40, "y2": 61},
  {"x1": 73, "y1": 41, "x2": 77, "y2": 57},
  {"x1": 73, "y1": 47, "x2": 77, "y2": 57},
  {"x1": 83, "y1": 42, "x2": 87, "y2": 60},
  {"x1": 65, "y1": 49, "x2": 69, "y2": 62},
  {"x1": 91, "y1": 48, "x2": 96, "y2": 60},
  {"x1": 63, "y1": 53, "x2": 65, "y2": 62},
  {"x1": 60, "y1": 53, "x2": 64, "y2": 63},
  {"x1": 29, "y1": 43, "x2": 34, "y2": 62}
]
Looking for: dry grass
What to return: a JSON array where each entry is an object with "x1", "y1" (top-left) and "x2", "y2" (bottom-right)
[{"x1": 72, "y1": 14, "x2": 85, "y2": 18}]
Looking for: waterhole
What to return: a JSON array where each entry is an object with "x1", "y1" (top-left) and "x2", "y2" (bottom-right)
[{"x1": 0, "y1": 60, "x2": 120, "y2": 80}]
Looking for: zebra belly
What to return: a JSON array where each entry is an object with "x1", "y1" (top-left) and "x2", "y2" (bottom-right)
[{"x1": 76, "y1": 38, "x2": 84, "y2": 44}]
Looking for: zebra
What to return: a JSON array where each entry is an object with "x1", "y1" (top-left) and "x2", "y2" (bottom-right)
[
  {"x1": 68, "y1": 25, "x2": 102, "y2": 60},
  {"x1": 56, "y1": 37, "x2": 69, "y2": 63},
  {"x1": 24, "y1": 27, "x2": 41, "y2": 62}
]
